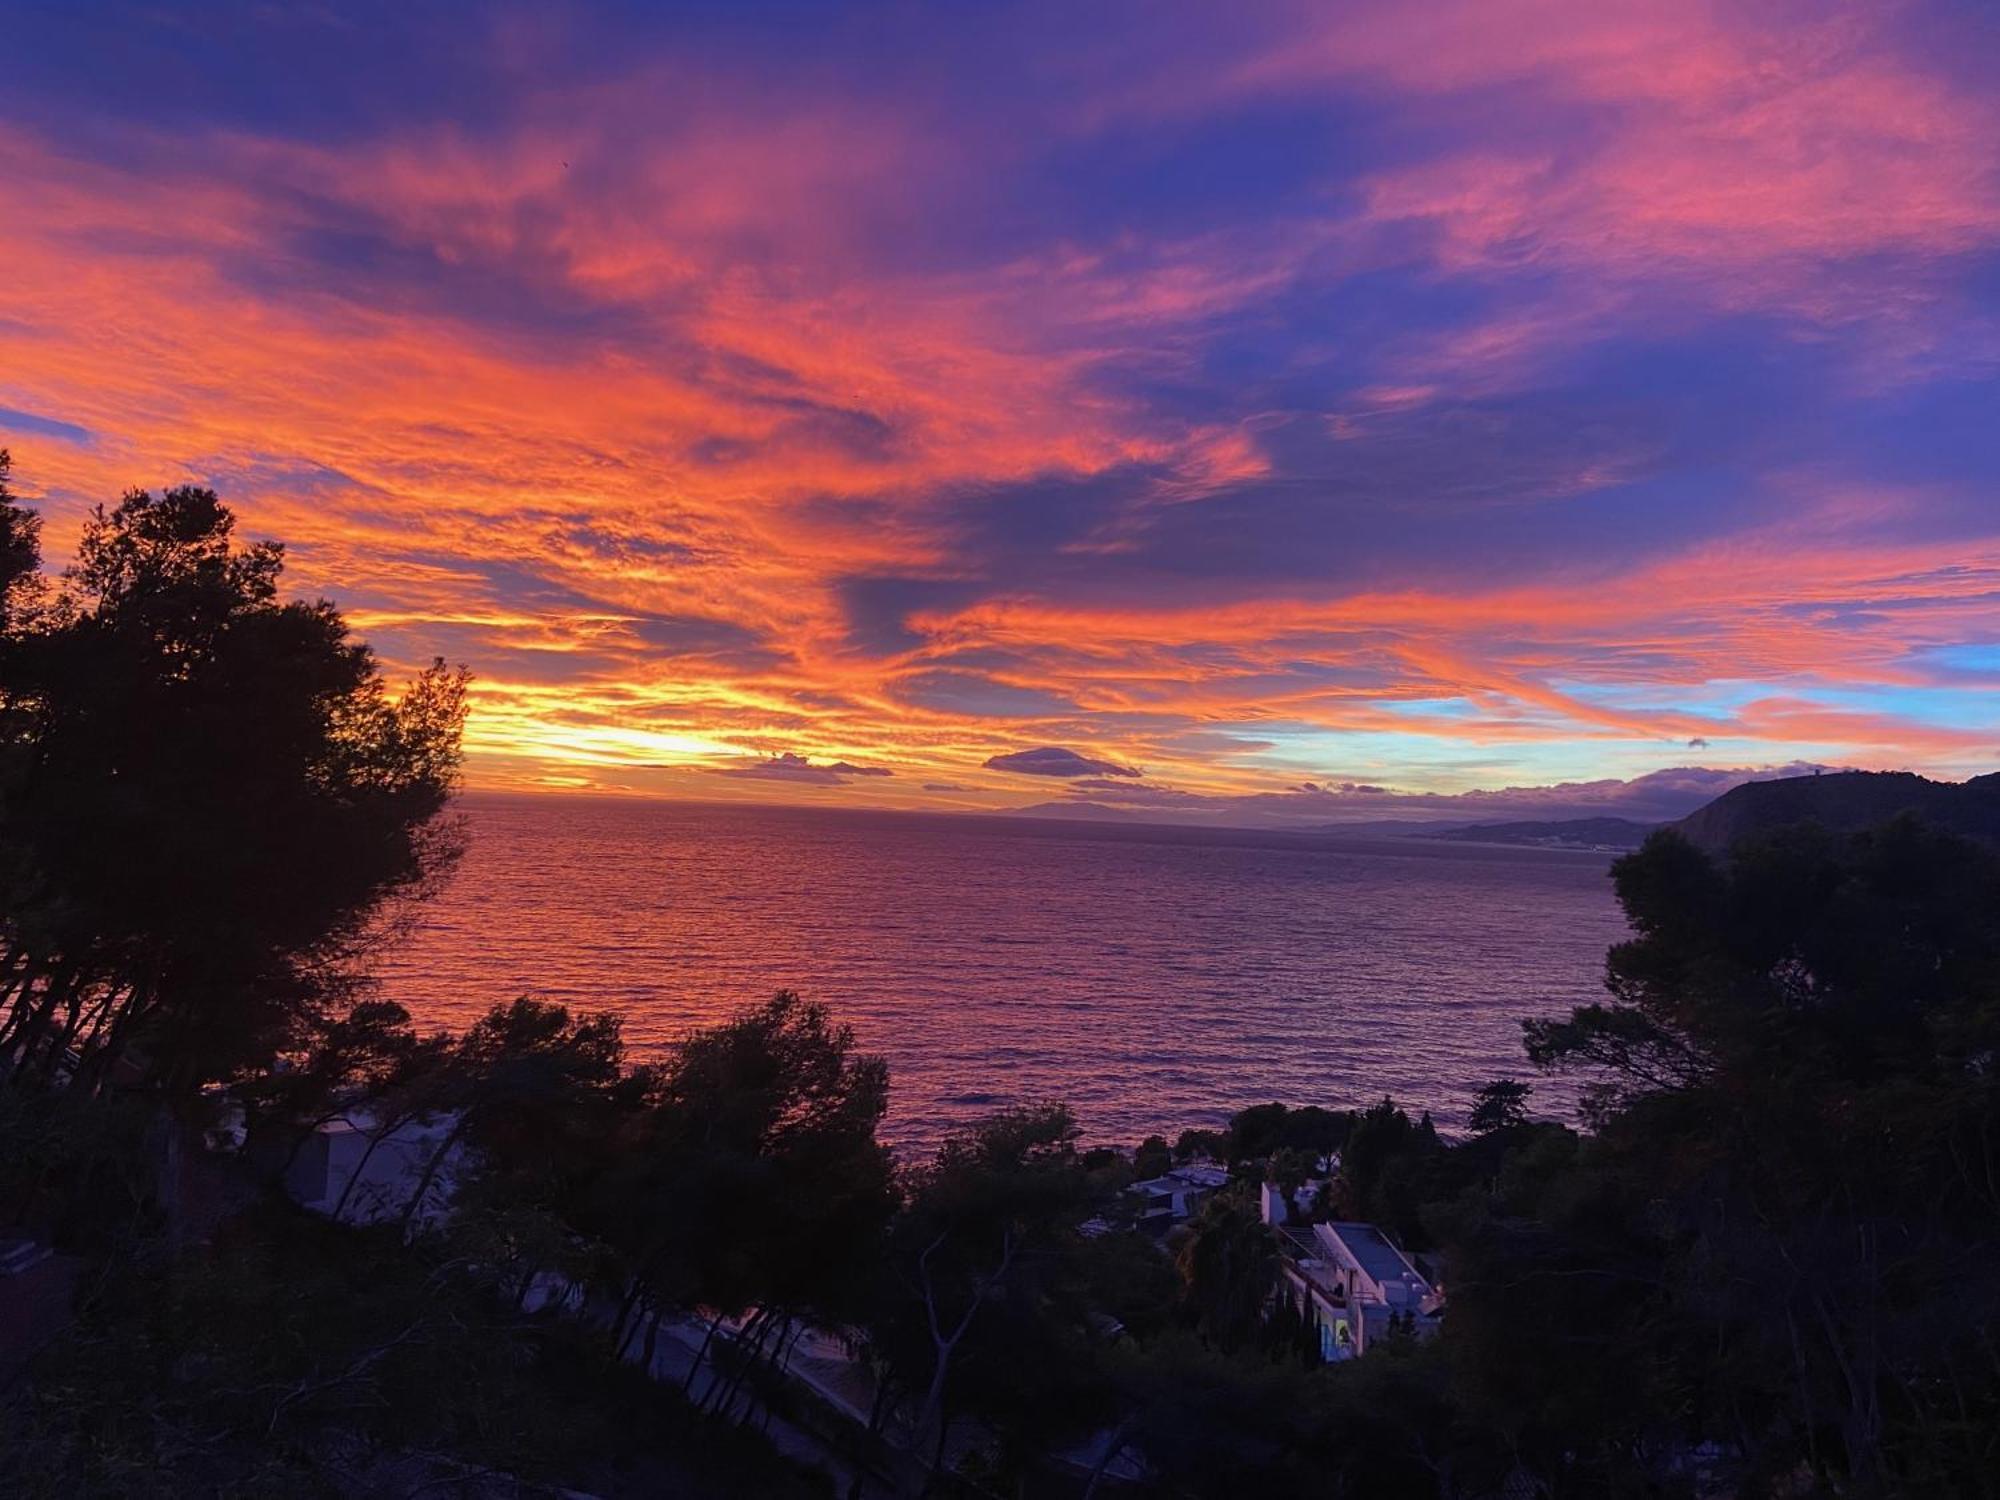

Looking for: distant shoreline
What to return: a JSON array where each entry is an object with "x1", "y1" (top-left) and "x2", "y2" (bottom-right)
[{"x1": 452, "y1": 788, "x2": 1623, "y2": 861}]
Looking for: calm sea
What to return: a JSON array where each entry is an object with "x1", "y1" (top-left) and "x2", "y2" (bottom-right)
[{"x1": 369, "y1": 795, "x2": 1631, "y2": 1148}]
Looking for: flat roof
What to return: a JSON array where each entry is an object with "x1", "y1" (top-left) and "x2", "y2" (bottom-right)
[{"x1": 1324, "y1": 1221, "x2": 1423, "y2": 1287}]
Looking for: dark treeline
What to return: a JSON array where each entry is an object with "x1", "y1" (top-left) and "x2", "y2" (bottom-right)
[
  {"x1": 2, "y1": 457, "x2": 1997, "y2": 1498},
  {"x1": 0, "y1": 450, "x2": 467, "y2": 1098}
]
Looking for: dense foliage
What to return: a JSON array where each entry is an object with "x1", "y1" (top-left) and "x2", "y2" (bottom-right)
[
  {"x1": 0, "y1": 1204, "x2": 826, "y2": 1499},
  {"x1": 1500, "y1": 819, "x2": 2000, "y2": 1493},
  {"x1": 0, "y1": 453, "x2": 468, "y2": 1096}
]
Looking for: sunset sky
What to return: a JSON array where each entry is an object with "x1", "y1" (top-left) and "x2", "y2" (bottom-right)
[{"x1": 4, "y1": 0, "x2": 1998, "y2": 826}]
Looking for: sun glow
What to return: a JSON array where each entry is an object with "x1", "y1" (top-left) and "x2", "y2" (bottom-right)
[{"x1": 465, "y1": 720, "x2": 751, "y2": 771}]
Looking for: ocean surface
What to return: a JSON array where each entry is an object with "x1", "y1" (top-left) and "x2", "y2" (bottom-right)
[{"x1": 369, "y1": 795, "x2": 1632, "y2": 1149}]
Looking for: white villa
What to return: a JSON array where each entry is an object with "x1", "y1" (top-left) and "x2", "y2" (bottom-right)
[
  {"x1": 1262, "y1": 1185, "x2": 1442, "y2": 1360},
  {"x1": 1127, "y1": 1160, "x2": 1232, "y2": 1224}
]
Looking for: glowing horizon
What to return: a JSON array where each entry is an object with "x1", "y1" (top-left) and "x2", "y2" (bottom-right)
[{"x1": 3, "y1": 1, "x2": 1997, "y2": 825}]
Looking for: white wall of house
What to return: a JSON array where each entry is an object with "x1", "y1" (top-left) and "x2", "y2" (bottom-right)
[{"x1": 283, "y1": 1112, "x2": 467, "y2": 1226}]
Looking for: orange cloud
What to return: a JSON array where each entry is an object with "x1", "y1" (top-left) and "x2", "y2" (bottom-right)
[{"x1": 2, "y1": 1, "x2": 1996, "y2": 811}]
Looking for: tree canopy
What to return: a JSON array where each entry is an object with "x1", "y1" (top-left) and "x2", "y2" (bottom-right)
[
  {"x1": 0, "y1": 480, "x2": 468, "y2": 1095},
  {"x1": 1470, "y1": 820, "x2": 2000, "y2": 1493}
]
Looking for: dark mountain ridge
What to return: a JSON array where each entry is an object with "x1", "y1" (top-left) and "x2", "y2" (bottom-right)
[{"x1": 1672, "y1": 769, "x2": 2000, "y2": 852}]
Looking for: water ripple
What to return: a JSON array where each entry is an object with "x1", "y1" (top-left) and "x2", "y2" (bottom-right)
[{"x1": 368, "y1": 797, "x2": 1631, "y2": 1149}]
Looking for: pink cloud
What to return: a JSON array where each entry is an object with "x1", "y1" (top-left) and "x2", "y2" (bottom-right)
[{"x1": 3, "y1": 4, "x2": 1996, "y2": 806}]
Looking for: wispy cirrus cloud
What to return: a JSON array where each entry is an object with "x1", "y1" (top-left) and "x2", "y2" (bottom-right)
[{"x1": 1, "y1": 0, "x2": 1996, "y2": 817}]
